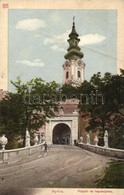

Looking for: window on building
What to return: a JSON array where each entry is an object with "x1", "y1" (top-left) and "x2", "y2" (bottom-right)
[
  {"x1": 78, "y1": 70, "x2": 81, "y2": 78},
  {"x1": 66, "y1": 71, "x2": 69, "y2": 79}
]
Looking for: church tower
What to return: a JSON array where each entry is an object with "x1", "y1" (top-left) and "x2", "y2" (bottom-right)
[{"x1": 63, "y1": 18, "x2": 85, "y2": 86}]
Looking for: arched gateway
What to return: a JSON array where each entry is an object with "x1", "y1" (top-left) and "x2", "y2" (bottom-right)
[
  {"x1": 45, "y1": 109, "x2": 79, "y2": 145},
  {"x1": 52, "y1": 123, "x2": 71, "y2": 145}
]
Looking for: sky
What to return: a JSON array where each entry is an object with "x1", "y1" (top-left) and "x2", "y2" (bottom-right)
[{"x1": 9, "y1": 9, "x2": 117, "y2": 91}]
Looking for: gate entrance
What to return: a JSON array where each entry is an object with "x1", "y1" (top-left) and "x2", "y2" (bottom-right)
[{"x1": 52, "y1": 123, "x2": 71, "y2": 145}]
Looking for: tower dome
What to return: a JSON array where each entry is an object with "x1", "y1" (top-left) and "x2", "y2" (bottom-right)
[
  {"x1": 64, "y1": 17, "x2": 84, "y2": 61},
  {"x1": 63, "y1": 17, "x2": 85, "y2": 86}
]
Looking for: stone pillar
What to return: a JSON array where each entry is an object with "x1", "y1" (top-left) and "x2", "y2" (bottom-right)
[
  {"x1": 86, "y1": 133, "x2": 90, "y2": 145},
  {"x1": 104, "y1": 130, "x2": 108, "y2": 148},
  {"x1": 94, "y1": 135, "x2": 98, "y2": 146},
  {"x1": 0, "y1": 134, "x2": 8, "y2": 150},
  {"x1": 79, "y1": 136, "x2": 83, "y2": 143},
  {"x1": 71, "y1": 115, "x2": 78, "y2": 145},
  {"x1": 25, "y1": 129, "x2": 30, "y2": 147},
  {"x1": 34, "y1": 134, "x2": 39, "y2": 145},
  {"x1": 45, "y1": 120, "x2": 52, "y2": 144}
]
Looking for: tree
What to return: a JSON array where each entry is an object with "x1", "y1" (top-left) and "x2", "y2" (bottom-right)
[
  {"x1": 0, "y1": 78, "x2": 59, "y2": 148},
  {"x1": 60, "y1": 84, "x2": 77, "y2": 100},
  {"x1": 78, "y1": 70, "x2": 124, "y2": 148}
]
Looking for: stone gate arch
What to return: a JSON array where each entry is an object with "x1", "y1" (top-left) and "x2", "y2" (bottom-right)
[
  {"x1": 45, "y1": 113, "x2": 78, "y2": 145},
  {"x1": 52, "y1": 123, "x2": 71, "y2": 145}
]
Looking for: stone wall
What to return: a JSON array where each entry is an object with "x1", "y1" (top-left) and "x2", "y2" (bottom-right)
[
  {"x1": 0, "y1": 143, "x2": 45, "y2": 164},
  {"x1": 78, "y1": 143, "x2": 124, "y2": 159}
]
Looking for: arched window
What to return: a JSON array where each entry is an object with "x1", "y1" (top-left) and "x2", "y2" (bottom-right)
[
  {"x1": 66, "y1": 71, "x2": 69, "y2": 79},
  {"x1": 78, "y1": 70, "x2": 81, "y2": 78}
]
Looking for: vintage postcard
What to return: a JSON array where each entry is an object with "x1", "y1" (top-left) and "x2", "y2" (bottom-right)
[{"x1": 0, "y1": 0, "x2": 124, "y2": 195}]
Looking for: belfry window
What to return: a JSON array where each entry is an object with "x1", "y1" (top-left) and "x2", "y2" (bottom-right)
[
  {"x1": 78, "y1": 70, "x2": 81, "y2": 78},
  {"x1": 66, "y1": 71, "x2": 69, "y2": 79}
]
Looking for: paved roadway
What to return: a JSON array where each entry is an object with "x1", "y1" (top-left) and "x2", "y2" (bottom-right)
[{"x1": 0, "y1": 145, "x2": 112, "y2": 194}]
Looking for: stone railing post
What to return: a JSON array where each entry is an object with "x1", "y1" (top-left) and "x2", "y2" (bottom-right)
[
  {"x1": 34, "y1": 134, "x2": 39, "y2": 145},
  {"x1": 86, "y1": 133, "x2": 90, "y2": 145},
  {"x1": 25, "y1": 129, "x2": 30, "y2": 147},
  {"x1": 94, "y1": 135, "x2": 98, "y2": 146},
  {"x1": 0, "y1": 134, "x2": 8, "y2": 150},
  {"x1": 104, "y1": 130, "x2": 108, "y2": 148},
  {"x1": 79, "y1": 136, "x2": 83, "y2": 143}
]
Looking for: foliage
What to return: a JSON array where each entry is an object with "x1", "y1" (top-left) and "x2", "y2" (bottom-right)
[
  {"x1": 0, "y1": 78, "x2": 59, "y2": 148},
  {"x1": 96, "y1": 160, "x2": 124, "y2": 188},
  {"x1": 0, "y1": 69, "x2": 124, "y2": 149},
  {"x1": 58, "y1": 71, "x2": 124, "y2": 149},
  {"x1": 60, "y1": 84, "x2": 78, "y2": 100},
  {"x1": 108, "y1": 115, "x2": 124, "y2": 149},
  {"x1": 78, "y1": 70, "x2": 124, "y2": 148}
]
